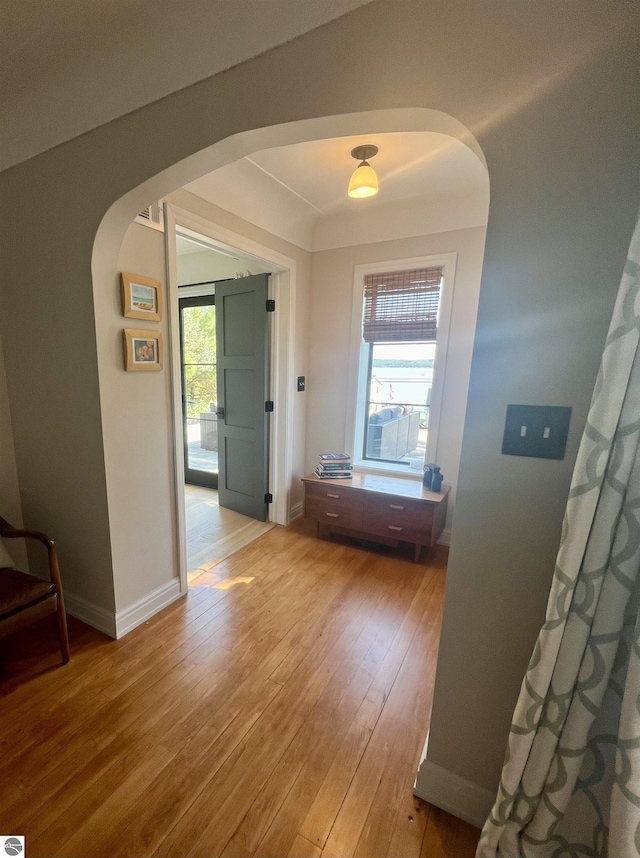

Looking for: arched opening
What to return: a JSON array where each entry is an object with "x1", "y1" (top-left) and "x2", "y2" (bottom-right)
[
  {"x1": 91, "y1": 108, "x2": 489, "y2": 627},
  {"x1": 3, "y1": 6, "x2": 635, "y2": 840}
]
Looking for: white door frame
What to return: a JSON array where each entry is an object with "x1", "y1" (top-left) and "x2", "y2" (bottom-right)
[{"x1": 164, "y1": 203, "x2": 297, "y2": 594}]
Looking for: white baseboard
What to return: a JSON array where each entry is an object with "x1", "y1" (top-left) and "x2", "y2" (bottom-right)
[
  {"x1": 64, "y1": 591, "x2": 117, "y2": 638},
  {"x1": 414, "y1": 755, "x2": 494, "y2": 829},
  {"x1": 289, "y1": 500, "x2": 303, "y2": 522},
  {"x1": 437, "y1": 527, "x2": 451, "y2": 546},
  {"x1": 115, "y1": 578, "x2": 182, "y2": 638}
]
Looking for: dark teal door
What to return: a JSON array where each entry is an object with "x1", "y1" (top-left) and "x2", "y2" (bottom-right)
[{"x1": 215, "y1": 274, "x2": 271, "y2": 521}]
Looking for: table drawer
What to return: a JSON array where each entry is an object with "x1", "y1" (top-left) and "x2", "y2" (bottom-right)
[
  {"x1": 305, "y1": 481, "x2": 354, "y2": 504},
  {"x1": 304, "y1": 495, "x2": 363, "y2": 530},
  {"x1": 362, "y1": 493, "x2": 433, "y2": 542}
]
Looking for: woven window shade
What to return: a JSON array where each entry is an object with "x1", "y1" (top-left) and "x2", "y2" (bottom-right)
[{"x1": 362, "y1": 267, "x2": 443, "y2": 343}]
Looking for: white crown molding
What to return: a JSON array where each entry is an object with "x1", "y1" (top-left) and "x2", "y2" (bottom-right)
[
  {"x1": 184, "y1": 170, "x2": 488, "y2": 254},
  {"x1": 313, "y1": 187, "x2": 489, "y2": 252}
]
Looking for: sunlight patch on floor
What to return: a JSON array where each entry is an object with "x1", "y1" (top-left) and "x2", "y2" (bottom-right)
[
  {"x1": 214, "y1": 576, "x2": 255, "y2": 590},
  {"x1": 186, "y1": 484, "x2": 275, "y2": 581}
]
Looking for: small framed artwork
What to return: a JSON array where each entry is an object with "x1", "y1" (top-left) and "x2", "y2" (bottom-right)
[
  {"x1": 123, "y1": 329, "x2": 164, "y2": 372},
  {"x1": 121, "y1": 272, "x2": 163, "y2": 321}
]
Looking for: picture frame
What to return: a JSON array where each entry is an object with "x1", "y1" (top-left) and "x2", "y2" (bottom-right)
[
  {"x1": 123, "y1": 329, "x2": 164, "y2": 372},
  {"x1": 121, "y1": 272, "x2": 163, "y2": 321}
]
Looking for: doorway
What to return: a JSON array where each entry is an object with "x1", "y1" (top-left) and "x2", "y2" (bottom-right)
[
  {"x1": 179, "y1": 293, "x2": 218, "y2": 489},
  {"x1": 166, "y1": 209, "x2": 295, "y2": 589}
]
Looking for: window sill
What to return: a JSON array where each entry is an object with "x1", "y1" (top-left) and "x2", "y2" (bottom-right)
[{"x1": 352, "y1": 462, "x2": 423, "y2": 481}]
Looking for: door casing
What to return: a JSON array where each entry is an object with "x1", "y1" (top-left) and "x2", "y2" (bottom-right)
[{"x1": 165, "y1": 202, "x2": 297, "y2": 595}]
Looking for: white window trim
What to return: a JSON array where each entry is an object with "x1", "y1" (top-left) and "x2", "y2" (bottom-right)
[{"x1": 344, "y1": 253, "x2": 458, "y2": 479}]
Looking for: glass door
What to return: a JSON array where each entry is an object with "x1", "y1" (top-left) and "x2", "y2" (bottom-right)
[{"x1": 179, "y1": 295, "x2": 218, "y2": 488}]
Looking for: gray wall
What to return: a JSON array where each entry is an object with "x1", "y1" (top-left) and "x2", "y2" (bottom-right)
[
  {"x1": 0, "y1": 195, "x2": 116, "y2": 609},
  {"x1": 0, "y1": 334, "x2": 28, "y2": 569},
  {"x1": 428, "y1": 36, "x2": 640, "y2": 790},
  {"x1": 0, "y1": 0, "x2": 638, "y2": 807}
]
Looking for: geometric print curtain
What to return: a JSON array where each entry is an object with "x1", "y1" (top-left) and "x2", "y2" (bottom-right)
[{"x1": 477, "y1": 209, "x2": 640, "y2": 858}]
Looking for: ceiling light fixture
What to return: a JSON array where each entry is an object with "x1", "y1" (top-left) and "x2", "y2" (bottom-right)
[{"x1": 347, "y1": 145, "x2": 379, "y2": 199}]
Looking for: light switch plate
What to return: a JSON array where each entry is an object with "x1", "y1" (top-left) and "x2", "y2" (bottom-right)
[{"x1": 502, "y1": 405, "x2": 571, "y2": 460}]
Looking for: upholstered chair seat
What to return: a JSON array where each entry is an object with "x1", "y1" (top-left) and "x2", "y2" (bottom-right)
[
  {"x1": 0, "y1": 568, "x2": 54, "y2": 617},
  {"x1": 0, "y1": 517, "x2": 70, "y2": 664}
]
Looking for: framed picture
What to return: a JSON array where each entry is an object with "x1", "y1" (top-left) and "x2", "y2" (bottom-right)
[
  {"x1": 121, "y1": 272, "x2": 163, "y2": 321},
  {"x1": 123, "y1": 329, "x2": 164, "y2": 372}
]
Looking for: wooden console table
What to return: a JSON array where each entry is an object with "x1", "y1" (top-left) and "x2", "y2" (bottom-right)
[{"x1": 302, "y1": 472, "x2": 449, "y2": 562}]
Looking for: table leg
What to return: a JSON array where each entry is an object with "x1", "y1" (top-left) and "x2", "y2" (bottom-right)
[{"x1": 414, "y1": 543, "x2": 422, "y2": 563}]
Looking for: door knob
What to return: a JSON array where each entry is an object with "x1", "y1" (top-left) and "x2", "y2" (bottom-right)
[{"x1": 216, "y1": 407, "x2": 225, "y2": 419}]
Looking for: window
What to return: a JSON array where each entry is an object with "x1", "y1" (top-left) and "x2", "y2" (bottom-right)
[
  {"x1": 363, "y1": 340, "x2": 436, "y2": 466},
  {"x1": 346, "y1": 256, "x2": 455, "y2": 475}
]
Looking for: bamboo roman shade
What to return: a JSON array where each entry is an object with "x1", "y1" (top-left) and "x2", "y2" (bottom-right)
[{"x1": 362, "y1": 267, "x2": 443, "y2": 343}]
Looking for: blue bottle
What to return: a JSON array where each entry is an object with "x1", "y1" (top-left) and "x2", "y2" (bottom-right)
[
  {"x1": 431, "y1": 468, "x2": 443, "y2": 492},
  {"x1": 423, "y1": 463, "x2": 438, "y2": 489}
]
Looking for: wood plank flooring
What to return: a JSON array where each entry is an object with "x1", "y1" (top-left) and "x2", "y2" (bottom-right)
[
  {"x1": 0, "y1": 521, "x2": 479, "y2": 858},
  {"x1": 186, "y1": 484, "x2": 275, "y2": 579}
]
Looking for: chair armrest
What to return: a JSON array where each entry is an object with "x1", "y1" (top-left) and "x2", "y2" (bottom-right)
[
  {"x1": 0, "y1": 518, "x2": 63, "y2": 594},
  {"x1": 0, "y1": 522, "x2": 55, "y2": 550}
]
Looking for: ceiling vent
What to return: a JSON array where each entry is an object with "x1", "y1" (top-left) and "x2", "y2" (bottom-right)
[{"x1": 135, "y1": 201, "x2": 164, "y2": 232}]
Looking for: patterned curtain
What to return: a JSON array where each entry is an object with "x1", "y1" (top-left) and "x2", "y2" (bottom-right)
[{"x1": 477, "y1": 210, "x2": 640, "y2": 858}]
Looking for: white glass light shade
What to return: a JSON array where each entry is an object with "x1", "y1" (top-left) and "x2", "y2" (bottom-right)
[{"x1": 348, "y1": 163, "x2": 379, "y2": 198}]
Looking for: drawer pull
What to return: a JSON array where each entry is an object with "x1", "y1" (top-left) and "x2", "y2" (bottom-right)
[
  {"x1": 326, "y1": 493, "x2": 341, "y2": 499},
  {"x1": 326, "y1": 512, "x2": 339, "y2": 518},
  {"x1": 388, "y1": 525, "x2": 403, "y2": 532},
  {"x1": 389, "y1": 504, "x2": 405, "y2": 510}
]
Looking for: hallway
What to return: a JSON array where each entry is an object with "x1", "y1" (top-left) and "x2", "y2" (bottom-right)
[{"x1": 0, "y1": 521, "x2": 479, "y2": 858}]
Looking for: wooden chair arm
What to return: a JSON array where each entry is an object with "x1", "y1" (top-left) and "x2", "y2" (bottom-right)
[
  {"x1": 0, "y1": 518, "x2": 62, "y2": 592},
  {"x1": 0, "y1": 524, "x2": 55, "y2": 550}
]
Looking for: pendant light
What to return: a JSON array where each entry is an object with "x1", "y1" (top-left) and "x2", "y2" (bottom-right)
[{"x1": 347, "y1": 145, "x2": 379, "y2": 199}]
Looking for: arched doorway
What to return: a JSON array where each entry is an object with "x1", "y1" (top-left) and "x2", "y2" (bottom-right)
[{"x1": 92, "y1": 108, "x2": 489, "y2": 626}]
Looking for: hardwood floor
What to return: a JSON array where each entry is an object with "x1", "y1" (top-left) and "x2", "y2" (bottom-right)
[
  {"x1": 0, "y1": 521, "x2": 479, "y2": 858},
  {"x1": 185, "y1": 484, "x2": 275, "y2": 579}
]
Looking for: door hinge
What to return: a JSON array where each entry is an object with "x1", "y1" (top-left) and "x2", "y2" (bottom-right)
[
  {"x1": 266, "y1": 299, "x2": 275, "y2": 312},
  {"x1": 265, "y1": 493, "x2": 273, "y2": 504},
  {"x1": 265, "y1": 400, "x2": 274, "y2": 412}
]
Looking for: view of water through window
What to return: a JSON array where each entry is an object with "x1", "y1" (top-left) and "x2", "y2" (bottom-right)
[{"x1": 365, "y1": 341, "x2": 436, "y2": 467}]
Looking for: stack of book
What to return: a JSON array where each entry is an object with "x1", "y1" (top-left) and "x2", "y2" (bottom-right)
[{"x1": 315, "y1": 453, "x2": 353, "y2": 479}]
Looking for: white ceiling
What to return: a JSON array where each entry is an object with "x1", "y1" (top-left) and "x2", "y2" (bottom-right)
[
  {"x1": 248, "y1": 132, "x2": 487, "y2": 213},
  {"x1": 188, "y1": 132, "x2": 487, "y2": 218},
  {"x1": 183, "y1": 131, "x2": 490, "y2": 251},
  {"x1": 175, "y1": 235, "x2": 212, "y2": 256},
  {"x1": 0, "y1": 0, "x2": 375, "y2": 170}
]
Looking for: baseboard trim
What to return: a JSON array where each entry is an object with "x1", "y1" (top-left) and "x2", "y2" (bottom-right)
[
  {"x1": 115, "y1": 578, "x2": 182, "y2": 638},
  {"x1": 414, "y1": 756, "x2": 494, "y2": 829},
  {"x1": 64, "y1": 591, "x2": 117, "y2": 638},
  {"x1": 289, "y1": 500, "x2": 303, "y2": 522},
  {"x1": 437, "y1": 527, "x2": 451, "y2": 546}
]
